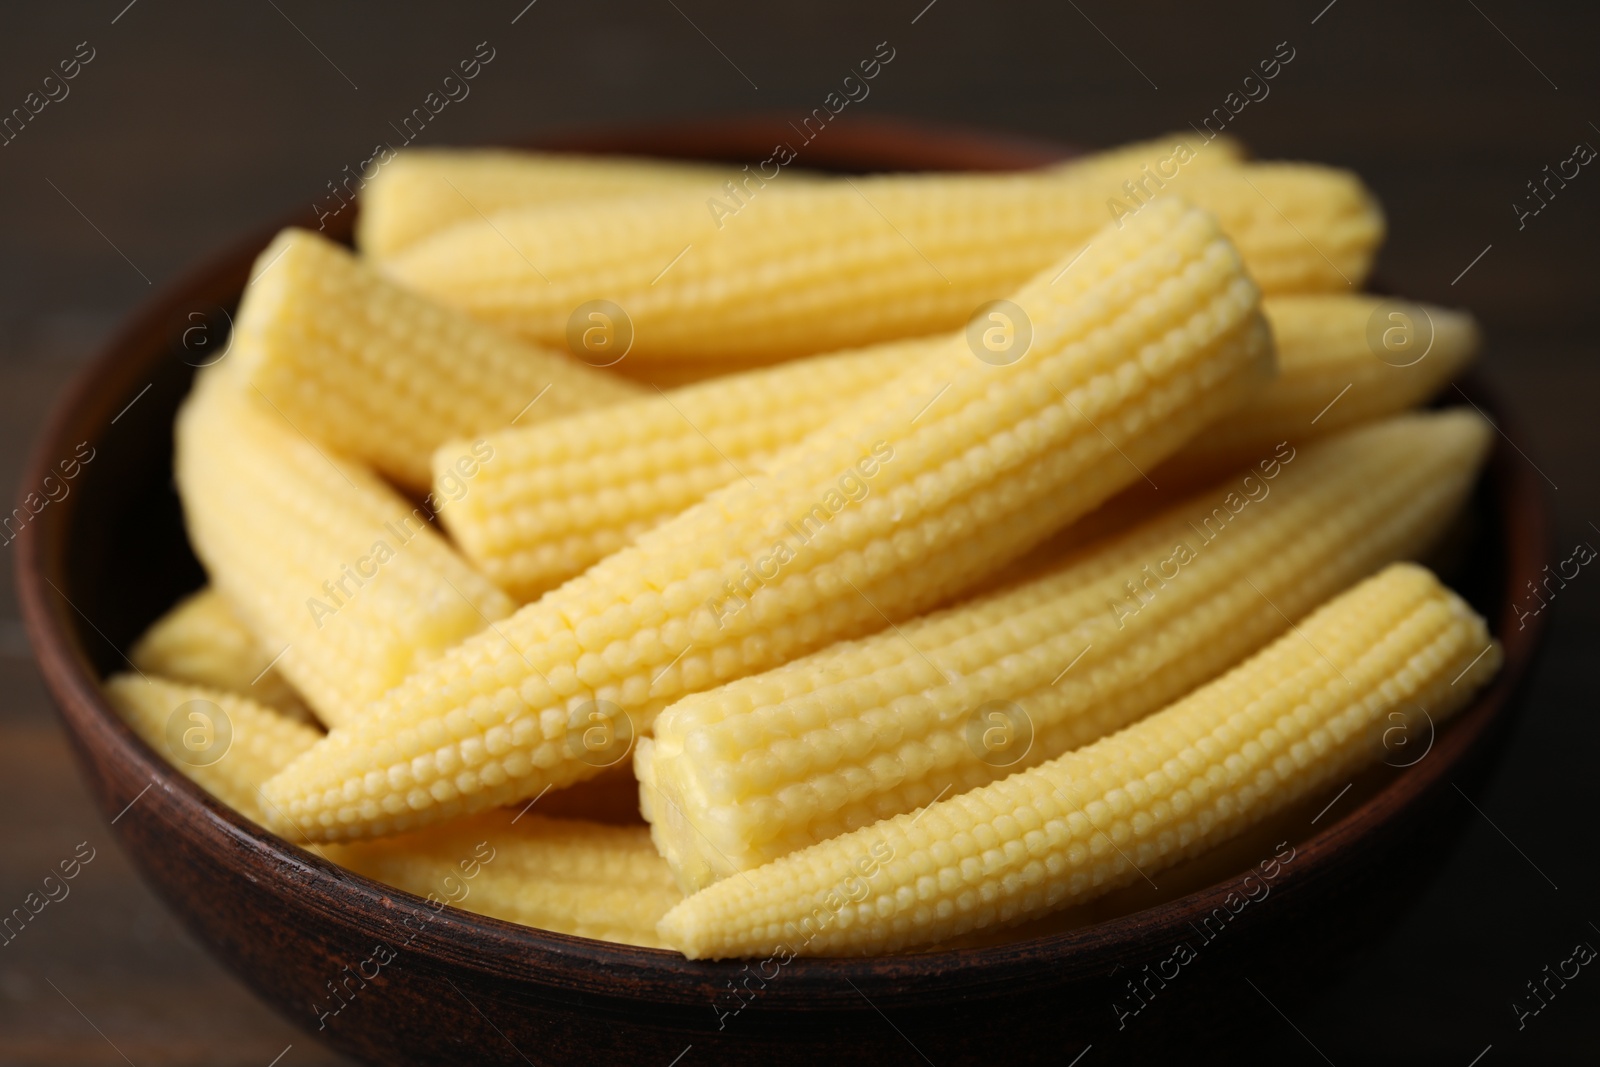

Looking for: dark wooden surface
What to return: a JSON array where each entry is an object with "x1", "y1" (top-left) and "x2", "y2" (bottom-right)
[{"x1": 0, "y1": 2, "x2": 1595, "y2": 1064}]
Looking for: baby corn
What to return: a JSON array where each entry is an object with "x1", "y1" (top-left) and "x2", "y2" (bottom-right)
[
  {"x1": 1008, "y1": 293, "x2": 1481, "y2": 563},
  {"x1": 383, "y1": 159, "x2": 1362, "y2": 363},
  {"x1": 441, "y1": 292, "x2": 1455, "y2": 600},
  {"x1": 130, "y1": 586, "x2": 309, "y2": 720},
  {"x1": 640, "y1": 410, "x2": 1491, "y2": 890},
  {"x1": 103, "y1": 674, "x2": 322, "y2": 826},
  {"x1": 262, "y1": 199, "x2": 1273, "y2": 843},
  {"x1": 1179, "y1": 165, "x2": 1382, "y2": 293},
  {"x1": 437, "y1": 336, "x2": 944, "y2": 600},
  {"x1": 233, "y1": 228, "x2": 641, "y2": 489},
  {"x1": 358, "y1": 149, "x2": 739, "y2": 259},
  {"x1": 175, "y1": 366, "x2": 514, "y2": 728},
  {"x1": 323, "y1": 811, "x2": 680, "y2": 948},
  {"x1": 657, "y1": 563, "x2": 1501, "y2": 957},
  {"x1": 362, "y1": 135, "x2": 1244, "y2": 264},
  {"x1": 1158, "y1": 294, "x2": 1478, "y2": 485}
]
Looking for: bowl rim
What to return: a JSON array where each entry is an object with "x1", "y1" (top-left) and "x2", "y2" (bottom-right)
[{"x1": 12, "y1": 113, "x2": 1553, "y2": 1007}]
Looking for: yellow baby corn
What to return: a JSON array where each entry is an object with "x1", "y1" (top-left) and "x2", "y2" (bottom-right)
[
  {"x1": 639, "y1": 410, "x2": 1491, "y2": 890},
  {"x1": 440, "y1": 292, "x2": 1443, "y2": 601},
  {"x1": 1178, "y1": 165, "x2": 1383, "y2": 293},
  {"x1": 658, "y1": 563, "x2": 1501, "y2": 958},
  {"x1": 438, "y1": 336, "x2": 944, "y2": 601},
  {"x1": 612, "y1": 359, "x2": 777, "y2": 390},
  {"x1": 232, "y1": 228, "x2": 641, "y2": 489},
  {"x1": 1040, "y1": 133, "x2": 1243, "y2": 186},
  {"x1": 103, "y1": 674, "x2": 322, "y2": 826},
  {"x1": 130, "y1": 586, "x2": 309, "y2": 720},
  {"x1": 175, "y1": 366, "x2": 514, "y2": 728},
  {"x1": 262, "y1": 198, "x2": 1273, "y2": 843},
  {"x1": 364, "y1": 133, "x2": 1239, "y2": 267},
  {"x1": 383, "y1": 158, "x2": 1350, "y2": 364},
  {"x1": 1156, "y1": 294, "x2": 1478, "y2": 485},
  {"x1": 1005, "y1": 294, "x2": 1481, "y2": 567},
  {"x1": 323, "y1": 811, "x2": 680, "y2": 948},
  {"x1": 357, "y1": 149, "x2": 738, "y2": 259}
]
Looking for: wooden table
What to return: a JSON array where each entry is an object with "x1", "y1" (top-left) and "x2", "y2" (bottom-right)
[{"x1": 2, "y1": 2, "x2": 1595, "y2": 1063}]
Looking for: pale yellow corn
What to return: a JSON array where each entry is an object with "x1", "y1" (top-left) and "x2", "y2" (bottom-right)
[
  {"x1": 1176, "y1": 165, "x2": 1382, "y2": 293},
  {"x1": 130, "y1": 586, "x2": 310, "y2": 720},
  {"x1": 1037, "y1": 133, "x2": 1244, "y2": 185},
  {"x1": 438, "y1": 336, "x2": 945, "y2": 600},
  {"x1": 640, "y1": 410, "x2": 1491, "y2": 890},
  {"x1": 658, "y1": 563, "x2": 1501, "y2": 958},
  {"x1": 611, "y1": 356, "x2": 820, "y2": 390},
  {"x1": 262, "y1": 198, "x2": 1274, "y2": 843},
  {"x1": 383, "y1": 155, "x2": 1346, "y2": 364},
  {"x1": 441, "y1": 292, "x2": 1444, "y2": 601},
  {"x1": 175, "y1": 366, "x2": 514, "y2": 728},
  {"x1": 1155, "y1": 294, "x2": 1478, "y2": 485},
  {"x1": 1002, "y1": 294, "x2": 1481, "y2": 569},
  {"x1": 322, "y1": 811, "x2": 679, "y2": 948},
  {"x1": 365, "y1": 134, "x2": 1240, "y2": 266},
  {"x1": 357, "y1": 149, "x2": 740, "y2": 259},
  {"x1": 232, "y1": 228, "x2": 641, "y2": 489},
  {"x1": 103, "y1": 674, "x2": 322, "y2": 826}
]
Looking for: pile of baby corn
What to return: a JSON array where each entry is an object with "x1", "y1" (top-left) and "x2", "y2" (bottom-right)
[{"x1": 104, "y1": 134, "x2": 1503, "y2": 958}]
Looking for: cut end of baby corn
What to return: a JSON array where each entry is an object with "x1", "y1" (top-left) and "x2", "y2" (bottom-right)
[
  {"x1": 260, "y1": 198, "x2": 1272, "y2": 844},
  {"x1": 657, "y1": 563, "x2": 1500, "y2": 958},
  {"x1": 321, "y1": 810, "x2": 681, "y2": 948},
  {"x1": 357, "y1": 149, "x2": 742, "y2": 260},
  {"x1": 381, "y1": 141, "x2": 1290, "y2": 364},
  {"x1": 435, "y1": 336, "x2": 947, "y2": 601},
  {"x1": 1185, "y1": 163, "x2": 1385, "y2": 293},
  {"x1": 176, "y1": 365, "x2": 514, "y2": 728},
  {"x1": 103, "y1": 673, "x2": 322, "y2": 826},
  {"x1": 233, "y1": 227, "x2": 641, "y2": 489},
  {"x1": 642, "y1": 409, "x2": 1492, "y2": 891},
  {"x1": 130, "y1": 586, "x2": 311, "y2": 721}
]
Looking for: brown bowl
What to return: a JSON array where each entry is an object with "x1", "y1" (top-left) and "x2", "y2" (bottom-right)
[{"x1": 14, "y1": 117, "x2": 1550, "y2": 1065}]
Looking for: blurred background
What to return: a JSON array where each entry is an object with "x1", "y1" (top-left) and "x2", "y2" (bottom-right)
[{"x1": 1, "y1": 1, "x2": 1594, "y2": 1063}]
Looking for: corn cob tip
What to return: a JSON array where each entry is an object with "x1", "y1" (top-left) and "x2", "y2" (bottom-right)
[
  {"x1": 103, "y1": 673, "x2": 323, "y2": 825},
  {"x1": 229, "y1": 224, "x2": 642, "y2": 490},
  {"x1": 128, "y1": 586, "x2": 313, "y2": 720},
  {"x1": 321, "y1": 808, "x2": 682, "y2": 947}
]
